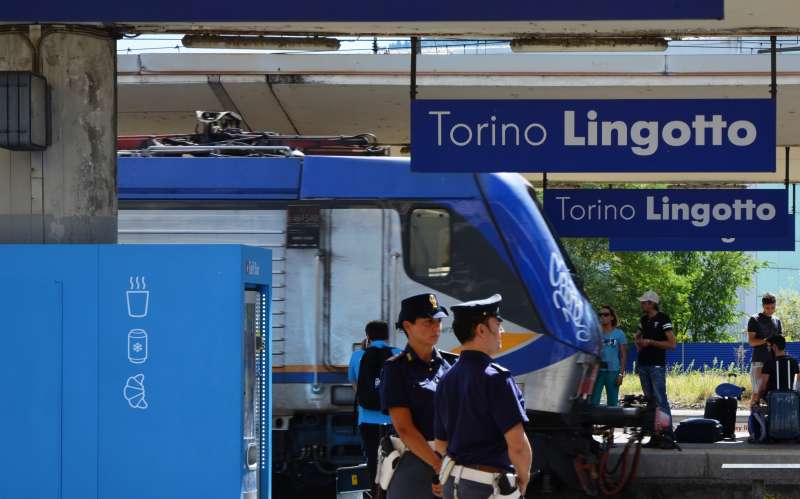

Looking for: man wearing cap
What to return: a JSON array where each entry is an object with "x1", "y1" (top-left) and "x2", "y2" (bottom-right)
[
  {"x1": 434, "y1": 294, "x2": 531, "y2": 499},
  {"x1": 634, "y1": 291, "x2": 677, "y2": 449},
  {"x1": 380, "y1": 293, "x2": 456, "y2": 499}
]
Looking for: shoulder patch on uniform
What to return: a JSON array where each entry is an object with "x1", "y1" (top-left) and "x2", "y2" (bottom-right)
[
  {"x1": 485, "y1": 363, "x2": 512, "y2": 379},
  {"x1": 439, "y1": 350, "x2": 459, "y2": 363},
  {"x1": 385, "y1": 353, "x2": 404, "y2": 363},
  {"x1": 490, "y1": 362, "x2": 510, "y2": 373}
]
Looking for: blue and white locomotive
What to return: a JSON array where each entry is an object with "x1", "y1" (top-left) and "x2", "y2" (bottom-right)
[{"x1": 117, "y1": 132, "x2": 647, "y2": 495}]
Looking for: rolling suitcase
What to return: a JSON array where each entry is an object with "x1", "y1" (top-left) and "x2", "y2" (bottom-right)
[
  {"x1": 767, "y1": 359, "x2": 800, "y2": 441},
  {"x1": 704, "y1": 396, "x2": 737, "y2": 439},
  {"x1": 674, "y1": 418, "x2": 723, "y2": 443}
]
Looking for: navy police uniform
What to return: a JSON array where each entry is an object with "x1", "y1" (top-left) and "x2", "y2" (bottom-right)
[
  {"x1": 435, "y1": 295, "x2": 528, "y2": 499},
  {"x1": 380, "y1": 293, "x2": 456, "y2": 499},
  {"x1": 382, "y1": 345, "x2": 454, "y2": 442}
]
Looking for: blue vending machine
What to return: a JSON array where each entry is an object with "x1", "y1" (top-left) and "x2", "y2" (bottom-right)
[{"x1": 0, "y1": 245, "x2": 272, "y2": 499}]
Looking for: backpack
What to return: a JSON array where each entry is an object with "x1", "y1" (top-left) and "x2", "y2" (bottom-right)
[{"x1": 356, "y1": 346, "x2": 394, "y2": 410}]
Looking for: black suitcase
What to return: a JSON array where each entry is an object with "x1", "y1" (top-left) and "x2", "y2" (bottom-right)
[
  {"x1": 675, "y1": 417, "x2": 724, "y2": 443},
  {"x1": 704, "y1": 396, "x2": 737, "y2": 439}
]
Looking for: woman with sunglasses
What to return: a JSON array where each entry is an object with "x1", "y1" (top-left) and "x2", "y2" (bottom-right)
[{"x1": 592, "y1": 305, "x2": 628, "y2": 407}]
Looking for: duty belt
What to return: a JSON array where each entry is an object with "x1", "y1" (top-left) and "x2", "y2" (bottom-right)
[{"x1": 440, "y1": 457, "x2": 521, "y2": 499}]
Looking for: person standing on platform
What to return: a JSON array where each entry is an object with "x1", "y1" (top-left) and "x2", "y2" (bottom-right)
[
  {"x1": 592, "y1": 305, "x2": 628, "y2": 407},
  {"x1": 634, "y1": 291, "x2": 677, "y2": 449},
  {"x1": 380, "y1": 293, "x2": 455, "y2": 499},
  {"x1": 348, "y1": 320, "x2": 402, "y2": 497},
  {"x1": 748, "y1": 293, "x2": 782, "y2": 398},
  {"x1": 434, "y1": 294, "x2": 531, "y2": 499}
]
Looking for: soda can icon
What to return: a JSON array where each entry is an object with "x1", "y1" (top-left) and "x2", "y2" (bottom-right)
[{"x1": 128, "y1": 329, "x2": 148, "y2": 364}]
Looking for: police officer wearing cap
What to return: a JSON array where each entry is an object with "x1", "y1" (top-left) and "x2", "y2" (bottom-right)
[
  {"x1": 434, "y1": 294, "x2": 532, "y2": 499},
  {"x1": 380, "y1": 293, "x2": 456, "y2": 499}
]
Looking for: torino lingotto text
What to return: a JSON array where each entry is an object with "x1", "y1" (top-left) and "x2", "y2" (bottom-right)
[
  {"x1": 428, "y1": 110, "x2": 758, "y2": 155},
  {"x1": 555, "y1": 195, "x2": 777, "y2": 227}
]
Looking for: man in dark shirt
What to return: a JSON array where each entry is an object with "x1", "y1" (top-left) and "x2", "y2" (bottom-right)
[
  {"x1": 634, "y1": 291, "x2": 677, "y2": 449},
  {"x1": 752, "y1": 335, "x2": 799, "y2": 405},
  {"x1": 748, "y1": 293, "x2": 782, "y2": 398}
]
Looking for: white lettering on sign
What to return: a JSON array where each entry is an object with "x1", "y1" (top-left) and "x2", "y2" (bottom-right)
[
  {"x1": 564, "y1": 111, "x2": 757, "y2": 157},
  {"x1": 645, "y1": 196, "x2": 776, "y2": 227},
  {"x1": 429, "y1": 110, "x2": 758, "y2": 156},
  {"x1": 556, "y1": 196, "x2": 636, "y2": 222},
  {"x1": 554, "y1": 195, "x2": 776, "y2": 228},
  {"x1": 429, "y1": 110, "x2": 548, "y2": 148}
]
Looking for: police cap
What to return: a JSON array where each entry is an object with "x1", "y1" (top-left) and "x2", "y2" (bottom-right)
[
  {"x1": 396, "y1": 293, "x2": 449, "y2": 328},
  {"x1": 451, "y1": 294, "x2": 503, "y2": 325}
]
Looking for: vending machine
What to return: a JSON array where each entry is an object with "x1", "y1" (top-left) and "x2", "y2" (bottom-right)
[{"x1": 0, "y1": 244, "x2": 272, "y2": 499}]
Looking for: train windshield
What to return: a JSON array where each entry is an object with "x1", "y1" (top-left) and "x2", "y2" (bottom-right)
[{"x1": 477, "y1": 173, "x2": 602, "y2": 355}]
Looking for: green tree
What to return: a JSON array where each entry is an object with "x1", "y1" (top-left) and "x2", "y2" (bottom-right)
[
  {"x1": 685, "y1": 252, "x2": 762, "y2": 342},
  {"x1": 776, "y1": 289, "x2": 800, "y2": 341},
  {"x1": 562, "y1": 239, "x2": 762, "y2": 342}
]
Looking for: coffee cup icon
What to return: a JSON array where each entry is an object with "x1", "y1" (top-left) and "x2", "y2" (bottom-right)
[{"x1": 127, "y1": 276, "x2": 149, "y2": 318}]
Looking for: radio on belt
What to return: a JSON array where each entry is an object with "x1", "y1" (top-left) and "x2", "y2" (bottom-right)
[{"x1": 0, "y1": 244, "x2": 273, "y2": 499}]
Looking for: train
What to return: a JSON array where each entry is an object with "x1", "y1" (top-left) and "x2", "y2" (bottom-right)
[{"x1": 116, "y1": 116, "x2": 654, "y2": 496}]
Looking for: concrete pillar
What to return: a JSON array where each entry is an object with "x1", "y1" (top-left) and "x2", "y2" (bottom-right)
[{"x1": 0, "y1": 26, "x2": 116, "y2": 243}]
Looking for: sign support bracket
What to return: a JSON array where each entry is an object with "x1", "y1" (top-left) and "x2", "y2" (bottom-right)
[
  {"x1": 769, "y1": 37, "x2": 793, "y2": 216},
  {"x1": 770, "y1": 35, "x2": 778, "y2": 101},
  {"x1": 410, "y1": 37, "x2": 420, "y2": 101},
  {"x1": 786, "y1": 146, "x2": 790, "y2": 191}
]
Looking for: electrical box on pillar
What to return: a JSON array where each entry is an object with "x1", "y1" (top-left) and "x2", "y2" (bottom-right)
[{"x1": 0, "y1": 71, "x2": 50, "y2": 150}]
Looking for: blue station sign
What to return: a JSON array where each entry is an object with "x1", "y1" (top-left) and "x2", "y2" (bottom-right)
[
  {"x1": 411, "y1": 99, "x2": 775, "y2": 173},
  {"x1": 543, "y1": 189, "x2": 790, "y2": 239},
  {"x1": 1, "y1": 1, "x2": 723, "y2": 23}
]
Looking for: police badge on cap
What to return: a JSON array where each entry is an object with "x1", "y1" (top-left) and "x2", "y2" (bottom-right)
[{"x1": 396, "y1": 293, "x2": 449, "y2": 328}]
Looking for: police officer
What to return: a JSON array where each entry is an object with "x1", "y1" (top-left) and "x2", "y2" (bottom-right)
[
  {"x1": 380, "y1": 293, "x2": 455, "y2": 499},
  {"x1": 434, "y1": 295, "x2": 531, "y2": 499}
]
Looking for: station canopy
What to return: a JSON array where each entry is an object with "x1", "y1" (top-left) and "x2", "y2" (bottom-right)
[
  {"x1": 119, "y1": 51, "x2": 800, "y2": 184},
  {"x1": 10, "y1": 1, "x2": 800, "y2": 184}
]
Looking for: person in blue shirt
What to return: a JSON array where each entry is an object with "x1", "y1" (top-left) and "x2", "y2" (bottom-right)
[
  {"x1": 380, "y1": 293, "x2": 455, "y2": 499},
  {"x1": 591, "y1": 305, "x2": 628, "y2": 407},
  {"x1": 434, "y1": 294, "x2": 531, "y2": 499},
  {"x1": 348, "y1": 320, "x2": 402, "y2": 496}
]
